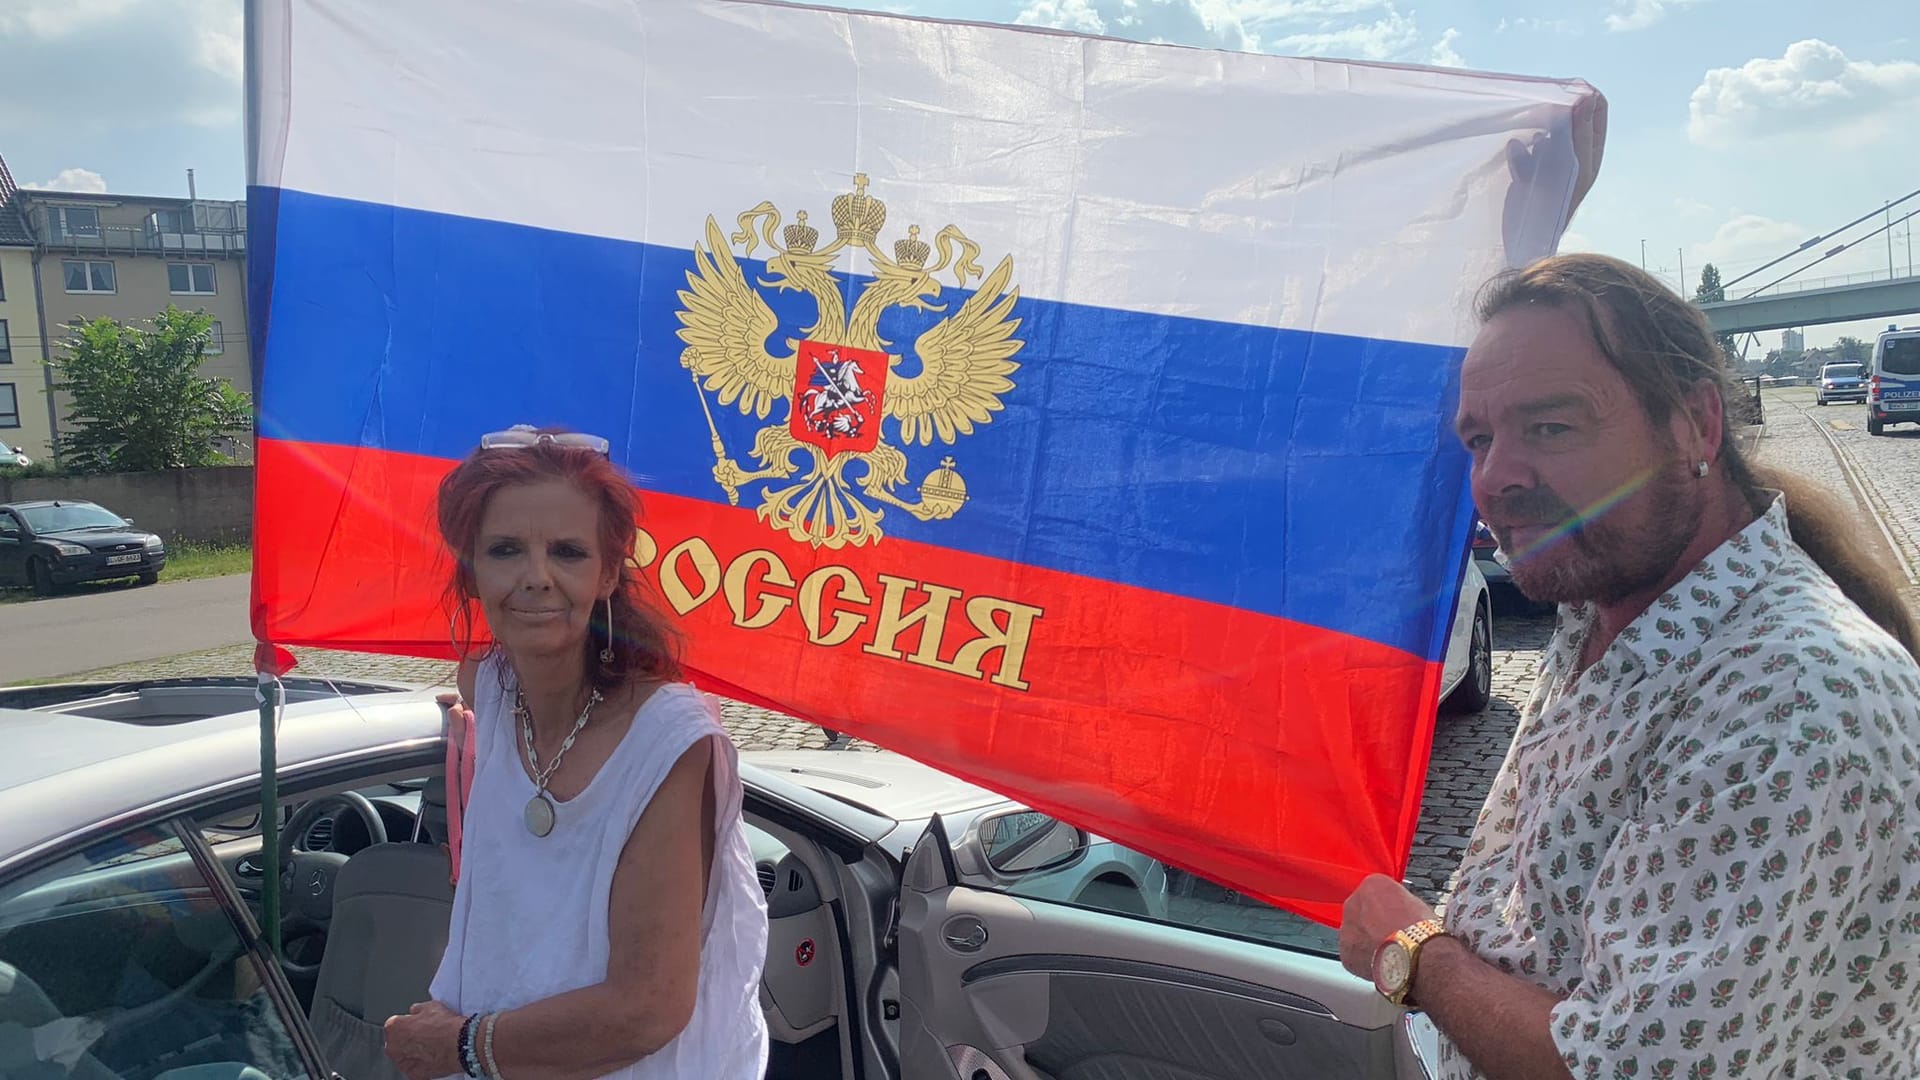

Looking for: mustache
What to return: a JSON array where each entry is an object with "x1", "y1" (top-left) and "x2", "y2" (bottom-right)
[
  {"x1": 1482, "y1": 489, "x2": 1578, "y2": 531},
  {"x1": 1480, "y1": 466, "x2": 1663, "y2": 562}
]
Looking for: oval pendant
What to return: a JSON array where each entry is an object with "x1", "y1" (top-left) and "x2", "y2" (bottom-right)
[{"x1": 524, "y1": 793, "x2": 556, "y2": 837}]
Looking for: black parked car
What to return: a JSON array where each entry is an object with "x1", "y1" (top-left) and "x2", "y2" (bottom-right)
[{"x1": 0, "y1": 500, "x2": 167, "y2": 595}]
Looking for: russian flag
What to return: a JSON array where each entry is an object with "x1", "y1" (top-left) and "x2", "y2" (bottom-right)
[{"x1": 246, "y1": 0, "x2": 1603, "y2": 924}]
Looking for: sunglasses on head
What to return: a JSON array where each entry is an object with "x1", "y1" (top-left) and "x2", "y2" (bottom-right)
[{"x1": 479, "y1": 424, "x2": 611, "y2": 457}]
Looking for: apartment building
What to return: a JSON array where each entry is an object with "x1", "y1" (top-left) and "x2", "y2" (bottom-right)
[
  {"x1": 0, "y1": 159, "x2": 53, "y2": 459},
  {"x1": 0, "y1": 156, "x2": 252, "y2": 460}
]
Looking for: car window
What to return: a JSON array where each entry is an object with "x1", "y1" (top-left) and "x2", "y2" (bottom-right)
[
  {"x1": 0, "y1": 823, "x2": 311, "y2": 1079},
  {"x1": 972, "y1": 816, "x2": 1340, "y2": 958},
  {"x1": 1823, "y1": 364, "x2": 1861, "y2": 377},
  {"x1": 1882, "y1": 336, "x2": 1920, "y2": 378},
  {"x1": 16, "y1": 504, "x2": 127, "y2": 534}
]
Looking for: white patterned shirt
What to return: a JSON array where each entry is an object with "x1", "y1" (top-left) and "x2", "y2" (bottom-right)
[{"x1": 1438, "y1": 494, "x2": 1920, "y2": 1079}]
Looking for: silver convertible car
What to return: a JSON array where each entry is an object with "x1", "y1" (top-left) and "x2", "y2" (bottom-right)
[{"x1": 0, "y1": 675, "x2": 1446, "y2": 1080}]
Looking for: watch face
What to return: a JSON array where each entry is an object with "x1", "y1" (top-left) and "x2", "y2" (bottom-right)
[{"x1": 1375, "y1": 941, "x2": 1411, "y2": 995}]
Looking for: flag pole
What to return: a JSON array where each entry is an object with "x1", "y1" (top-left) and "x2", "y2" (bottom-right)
[{"x1": 256, "y1": 670, "x2": 282, "y2": 958}]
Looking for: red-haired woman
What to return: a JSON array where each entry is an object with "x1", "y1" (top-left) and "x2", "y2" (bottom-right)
[{"x1": 383, "y1": 426, "x2": 768, "y2": 1079}]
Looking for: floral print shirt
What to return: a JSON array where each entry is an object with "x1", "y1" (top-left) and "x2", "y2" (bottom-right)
[{"x1": 1438, "y1": 495, "x2": 1920, "y2": 1079}]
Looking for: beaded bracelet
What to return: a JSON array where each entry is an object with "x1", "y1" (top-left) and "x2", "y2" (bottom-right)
[
  {"x1": 480, "y1": 1012, "x2": 503, "y2": 1079},
  {"x1": 457, "y1": 1013, "x2": 482, "y2": 1078}
]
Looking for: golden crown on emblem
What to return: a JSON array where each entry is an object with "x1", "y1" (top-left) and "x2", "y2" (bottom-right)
[
  {"x1": 894, "y1": 225, "x2": 930, "y2": 270},
  {"x1": 783, "y1": 211, "x2": 820, "y2": 254},
  {"x1": 831, "y1": 173, "x2": 887, "y2": 246}
]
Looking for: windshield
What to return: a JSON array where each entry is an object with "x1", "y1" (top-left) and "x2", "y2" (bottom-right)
[
  {"x1": 18, "y1": 503, "x2": 128, "y2": 533},
  {"x1": 1823, "y1": 364, "x2": 1862, "y2": 378}
]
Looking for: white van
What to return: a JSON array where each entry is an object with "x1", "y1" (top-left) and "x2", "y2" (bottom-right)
[{"x1": 1866, "y1": 325, "x2": 1920, "y2": 435}]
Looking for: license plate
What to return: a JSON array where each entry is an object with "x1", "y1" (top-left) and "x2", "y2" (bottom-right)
[
  {"x1": 106, "y1": 553, "x2": 141, "y2": 566},
  {"x1": 1889, "y1": 402, "x2": 1920, "y2": 412}
]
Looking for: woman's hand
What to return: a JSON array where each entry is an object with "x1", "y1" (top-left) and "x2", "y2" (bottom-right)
[
  {"x1": 436, "y1": 692, "x2": 474, "y2": 728},
  {"x1": 384, "y1": 1000, "x2": 465, "y2": 1080}
]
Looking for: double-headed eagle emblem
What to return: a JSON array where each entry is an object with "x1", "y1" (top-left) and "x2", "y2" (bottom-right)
[{"x1": 675, "y1": 175, "x2": 1023, "y2": 549}]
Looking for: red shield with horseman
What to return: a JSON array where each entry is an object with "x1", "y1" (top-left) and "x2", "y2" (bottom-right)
[{"x1": 791, "y1": 341, "x2": 887, "y2": 455}]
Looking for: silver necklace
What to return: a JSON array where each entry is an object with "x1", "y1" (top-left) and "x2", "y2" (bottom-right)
[{"x1": 515, "y1": 685, "x2": 602, "y2": 837}]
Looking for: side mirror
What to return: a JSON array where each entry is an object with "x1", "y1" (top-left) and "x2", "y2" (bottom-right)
[{"x1": 976, "y1": 809, "x2": 1089, "y2": 877}]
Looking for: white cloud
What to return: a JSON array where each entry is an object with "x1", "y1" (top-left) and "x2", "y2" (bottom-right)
[
  {"x1": 0, "y1": 0, "x2": 136, "y2": 38},
  {"x1": 1557, "y1": 230, "x2": 1596, "y2": 253},
  {"x1": 1605, "y1": 0, "x2": 1706, "y2": 32},
  {"x1": 0, "y1": 0, "x2": 240, "y2": 132},
  {"x1": 1685, "y1": 212, "x2": 1899, "y2": 296},
  {"x1": 195, "y1": 2, "x2": 243, "y2": 81},
  {"x1": 1265, "y1": 7, "x2": 1420, "y2": 60},
  {"x1": 1012, "y1": 0, "x2": 1445, "y2": 63},
  {"x1": 1690, "y1": 214, "x2": 1808, "y2": 269},
  {"x1": 31, "y1": 168, "x2": 107, "y2": 193},
  {"x1": 1014, "y1": 0, "x2": 1256, "y2": 50},
  {"x1": 1688, "y1": 40, "x2": 1920, "y2": 147},
  {"x1": 1674, "y1": 197, "x2": 1715, "y2": 219},
  {"x1": 1496, "y1": 16, "x2": 1578, "y2": 35}
]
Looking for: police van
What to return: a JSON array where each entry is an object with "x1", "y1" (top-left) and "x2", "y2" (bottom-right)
[{"x1": 1866, "y1": 324, "x2": 1920, "y2": 435}]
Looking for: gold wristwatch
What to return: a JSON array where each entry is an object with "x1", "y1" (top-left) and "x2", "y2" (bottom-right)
[{"x1": 1372, "y1": 918, "x2": 1447, "y2": 1006}]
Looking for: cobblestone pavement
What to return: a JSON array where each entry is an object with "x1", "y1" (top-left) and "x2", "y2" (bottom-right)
[
  {"x1": 47, "y1": 643, "x2": 855, "y2": 752},
  {"x1": 1759, "y1": 388, "x2": 1920, "y2": 594}
]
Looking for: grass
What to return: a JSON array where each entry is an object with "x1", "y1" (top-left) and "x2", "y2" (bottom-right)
[
  {"x1": 0, "y1": 541, "x2": 251, "y2": 605},
  {"x1": 160, "y1": 541, "x2": 253, "y2": 583}
]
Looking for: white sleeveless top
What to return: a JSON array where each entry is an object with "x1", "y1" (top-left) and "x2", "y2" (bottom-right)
[{"x1": 428, "y1": 660, "x2": 769, "y2": 1078}]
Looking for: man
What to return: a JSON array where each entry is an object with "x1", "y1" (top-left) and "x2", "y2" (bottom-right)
[{"x1": 1340, "y1": 253, "x2": 1920, "y2": 1079}]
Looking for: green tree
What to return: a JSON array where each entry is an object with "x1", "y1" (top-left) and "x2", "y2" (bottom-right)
[
  {"x1": 1833, "y1": 335, "x2": 1870, "y2": 362},
  {"x1": 1692, "y1": 265, "x2": 1743, "y2": 365},
  {"x1": 1694, "y1": 263, "x2": 1726, "y2": 304},
  {"x1": 51, "y1": 307, "x2": 252, "y2": 474}
]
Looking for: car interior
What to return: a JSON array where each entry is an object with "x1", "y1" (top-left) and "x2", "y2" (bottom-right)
[
  {"x1": 218, "y1": 768, "x2": 861, "y2": 1080},
  {"x1": 0, "y1": 759, "x2": 863, "y2": 1080}
]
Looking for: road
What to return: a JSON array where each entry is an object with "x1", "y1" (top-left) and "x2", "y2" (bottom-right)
[
  {"x1": 1751, "y1": 387, "x2": 1920, "y2": 602},
  {"x1": 0, "y1": 573, "x2": 252, "y2": 684}
]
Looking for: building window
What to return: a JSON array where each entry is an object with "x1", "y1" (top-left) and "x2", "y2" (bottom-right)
[
  {"x1": 168, "y1": 263, "x2": 216, "y2": 295},
  {"x1": 154, "y1": 208, "x2": 197, "y2": 234},
  {"x1": 0, "y1": 320, "x2": 10, "y2": 364},
  {"x1": 0, "y1": 384, "x2": 18, "y2": 428},
  {"x1": 55, "y1": 206, "x2": 101, "y2": 239},
  {"x1": 204, "y1": 320, "x2": 225, "y2": 354},
  {"x1": 63, "y1": 260, "x2": 115, "y2": 293}
]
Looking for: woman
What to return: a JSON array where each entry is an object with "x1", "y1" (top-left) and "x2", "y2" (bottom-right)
[{"x1": 384, "y1": 426, "x2": 769, "y2": 1079}]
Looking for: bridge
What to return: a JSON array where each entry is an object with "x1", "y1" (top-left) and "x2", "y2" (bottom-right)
[
  {"x1": 1698, "y1": 268, "x2": 1920, "y2": 335},
  {"x1": 1691, "y1": 191, "x2": 1919, "y2": 336}
]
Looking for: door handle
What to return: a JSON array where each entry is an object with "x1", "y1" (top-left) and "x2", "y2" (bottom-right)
[{"x1": 942, "y1": 915, "x2": 988, "y2": 953}]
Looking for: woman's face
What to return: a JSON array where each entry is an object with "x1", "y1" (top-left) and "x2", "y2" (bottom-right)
[{"x1": 471, "y1": 479, "x2": 616, "y2": 665}]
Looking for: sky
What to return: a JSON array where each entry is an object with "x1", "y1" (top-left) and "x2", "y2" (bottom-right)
[{"x1": 1, "y1": 0, "x2": 1915, "y2": 350}]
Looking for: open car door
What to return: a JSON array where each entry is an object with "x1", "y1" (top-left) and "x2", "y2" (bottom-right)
[{"x1": 894, "y1": 814, "x2": 1438, "y2": 1080}]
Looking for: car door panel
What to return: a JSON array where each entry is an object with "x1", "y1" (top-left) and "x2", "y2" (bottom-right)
[
  {"x1": 0, "y1": 511, "x2": 25, "y2": 584},
  {"x1": 897, "y1": 839, "x2": 1408, "y2": 1080}
]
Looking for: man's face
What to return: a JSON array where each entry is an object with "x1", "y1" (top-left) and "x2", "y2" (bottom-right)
[{"x1": 1454, "y1": 305, "x2": 1699, "y2": 606}]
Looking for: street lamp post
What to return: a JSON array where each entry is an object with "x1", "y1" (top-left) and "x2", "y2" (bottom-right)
[{"x1": 1640, "y1": 239, "x2": 1647, "y2": 271}]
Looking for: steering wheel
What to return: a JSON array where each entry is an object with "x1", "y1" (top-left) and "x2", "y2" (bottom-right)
[{"x1": 276, "y1": 791, "x2": 387, "y2": 980}]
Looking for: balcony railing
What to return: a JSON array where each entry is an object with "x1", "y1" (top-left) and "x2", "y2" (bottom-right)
[{"x1": 41, "y1": 221, "x2": 247, "y2": 256}]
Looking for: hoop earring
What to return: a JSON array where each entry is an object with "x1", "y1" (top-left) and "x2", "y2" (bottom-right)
[
  {"x1": 600, "y1": 595, "x2": 616, "y2": 665},
  {"x1": 448, "y1": 610, "x2": 465, "y2": 660}
]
